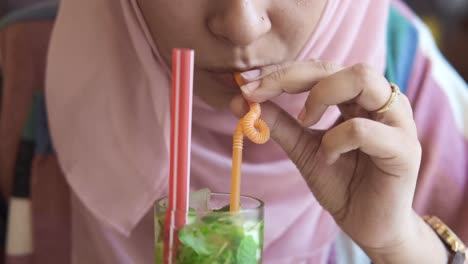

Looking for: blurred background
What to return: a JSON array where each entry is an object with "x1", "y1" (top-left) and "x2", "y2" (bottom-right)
[
  {"x1": 0, "y1": 0, "x2": 51, "y2": 16},
  {"x1": 405, "y1": 0, "x2": 468, "y2": 81},
  {"x1": 0, "y1": 0, "x2": 466, "y2": 263}
]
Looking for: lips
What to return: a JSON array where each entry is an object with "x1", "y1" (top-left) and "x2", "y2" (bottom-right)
[{"x1": 210, "y1": 72, "x2": 241, "y2": 90}]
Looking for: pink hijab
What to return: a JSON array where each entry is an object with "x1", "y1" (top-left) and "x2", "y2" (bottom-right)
[{"x1": 46, "y1": 0, "x2": 389, "y2": 258}]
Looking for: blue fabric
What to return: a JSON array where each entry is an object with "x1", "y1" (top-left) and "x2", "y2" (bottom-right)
[
  {"x1": 385, "y1": 6, "x2": 419, "y2": 94},
  {"x1": 0, "y1": 0, "x2": 58, "y2": 30}
]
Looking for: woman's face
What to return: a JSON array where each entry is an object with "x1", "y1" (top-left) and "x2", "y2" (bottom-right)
[{"x1": 137, "y1": 0, "x2": 327, "y2": 108}]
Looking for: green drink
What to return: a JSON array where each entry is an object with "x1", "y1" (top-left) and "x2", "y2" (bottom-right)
[{"x1": 155, "y1": 191, "x2": 264, "y2": 264}]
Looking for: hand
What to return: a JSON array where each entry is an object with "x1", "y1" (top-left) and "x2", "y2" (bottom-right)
[{"x1": 230, "y1": 61, "x2": 447, "y2": 262}]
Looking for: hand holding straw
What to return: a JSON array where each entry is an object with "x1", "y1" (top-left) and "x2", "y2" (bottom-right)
[
  {"x1": 163, "y1": 48, "x2": 194, "y2": 264},
  {"x1": 230, "y1": 73, "x2": 270, "y2": 212}
]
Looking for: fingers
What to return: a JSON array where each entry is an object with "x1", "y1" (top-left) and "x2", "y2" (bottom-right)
[
  {"x1": 230, "y1": 95, "x2": 250, "y2": 118},
  {"x1": 230, "y1": 97, "x2": 421, "y2": 179},
  {"x1": 239, "y1": 61, "x2": 415, "y2": 133},
  {"x1": 239, "y1": 60, "x2": 342, "y2": 102},
  {"x1": 299, "y1": 64, "x2": 415, "y2": 132},
  {"x1": 299, "y1": 64, "x2": 389, "y2": 122},
  {"x1": 320, "y1": 118, "x2": 421, "y2": 171}
]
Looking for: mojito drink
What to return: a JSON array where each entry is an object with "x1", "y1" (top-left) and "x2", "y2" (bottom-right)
[{"x1": 155, "y1": 191, "x2": 264, "y2": 264}]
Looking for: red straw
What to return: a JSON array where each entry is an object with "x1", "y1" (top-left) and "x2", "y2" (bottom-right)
[{"x1": 164, "y1": 48, "x2": 194, "y2": 264}]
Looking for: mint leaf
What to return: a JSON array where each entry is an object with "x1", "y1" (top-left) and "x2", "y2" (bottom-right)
[
  {"x1": 179, "y1": 225, "x2": 217, "y2": 255},
  {"x1": 170, "y1": 207, "x2": 261, "y2": 264},
  {"x1": 236, "y1": 236, "x2": 257, "y2": 264},
  {"x1": 176, "y1": 244, "x2": 205, "y2": 264},
  {"x1": 220, "y1": 250, "x2": 233, "y2": 264}
]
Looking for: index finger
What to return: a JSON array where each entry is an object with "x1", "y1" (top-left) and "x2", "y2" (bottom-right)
[
  {"x1": 300, "y1": 64, "x2": 416, "y2": 134},
  {"x1": 239, "y1": 60, "x2": 342, "y2": 102}
]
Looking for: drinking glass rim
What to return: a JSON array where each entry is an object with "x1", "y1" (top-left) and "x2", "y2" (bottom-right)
[{"x1": 155, "y1": 192, "x2": 264, "y2": 212}]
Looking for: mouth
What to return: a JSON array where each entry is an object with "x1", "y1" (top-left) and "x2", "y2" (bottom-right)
[
  {"x1": 203, "y1": 65, "x2": 260, "y2": 74},
  {"x1": 199, "y1": 58, "x2": 271, "y2": 92},
  {"x1": 208, "y1": 71, "x2": 242, "y2": 90},
  {"x1": 202, "y1": 64, "x2": 265, "y2": 90}
]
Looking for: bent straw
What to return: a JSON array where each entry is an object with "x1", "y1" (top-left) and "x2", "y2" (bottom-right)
[
  {"x1": 163, "y1": 48, "x2": 194, "y2": 264},
  {"x1": 230, "y1": 73, "x2": 270, "y2": 212}
]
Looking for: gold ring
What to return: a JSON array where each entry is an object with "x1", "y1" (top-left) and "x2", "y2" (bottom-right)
[{"x1": 374, "y1": 83, "x2": 401, "y2": 114}]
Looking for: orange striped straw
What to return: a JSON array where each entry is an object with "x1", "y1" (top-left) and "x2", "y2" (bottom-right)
[{"x1": 230, "y1": 73, "x2": 270, "y2": 212}]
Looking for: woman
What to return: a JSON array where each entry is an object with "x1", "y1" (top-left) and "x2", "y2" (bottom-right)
[{"x1": 46, "y1": 0, "x2": 468, "y2": 263}]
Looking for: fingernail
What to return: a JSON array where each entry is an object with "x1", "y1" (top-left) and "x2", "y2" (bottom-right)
[
  {"x1": 241, "y1": 80, "x2": 260, "y2": 94},
  {"x1": 297, "y1": 107, "x2": 306, "y2": 123},
  {"x1": 240, "y1": 69, "x2": 261, "y2": 81}
]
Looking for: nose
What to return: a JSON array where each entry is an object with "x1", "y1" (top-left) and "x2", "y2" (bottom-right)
[{"x1": 208, "y1": 0, "x2": 271, "y2": 47}]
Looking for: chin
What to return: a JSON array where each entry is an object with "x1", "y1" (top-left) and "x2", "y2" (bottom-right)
[
  {"x1": 195, "y1": 89, "x2": 237, "y2": 111},
  {"x1": 194, "y1": 72, "x2": 241, "y2": 110}
]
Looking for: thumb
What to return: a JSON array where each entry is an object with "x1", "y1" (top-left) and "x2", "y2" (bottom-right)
[{"x1": 230, "y1": 95, "x2": 322, "y2": 162}]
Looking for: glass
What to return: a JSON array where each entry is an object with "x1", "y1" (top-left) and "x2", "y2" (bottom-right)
[{"x1": 154, "y1": 193, "x2": 264, "y2": 264}]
